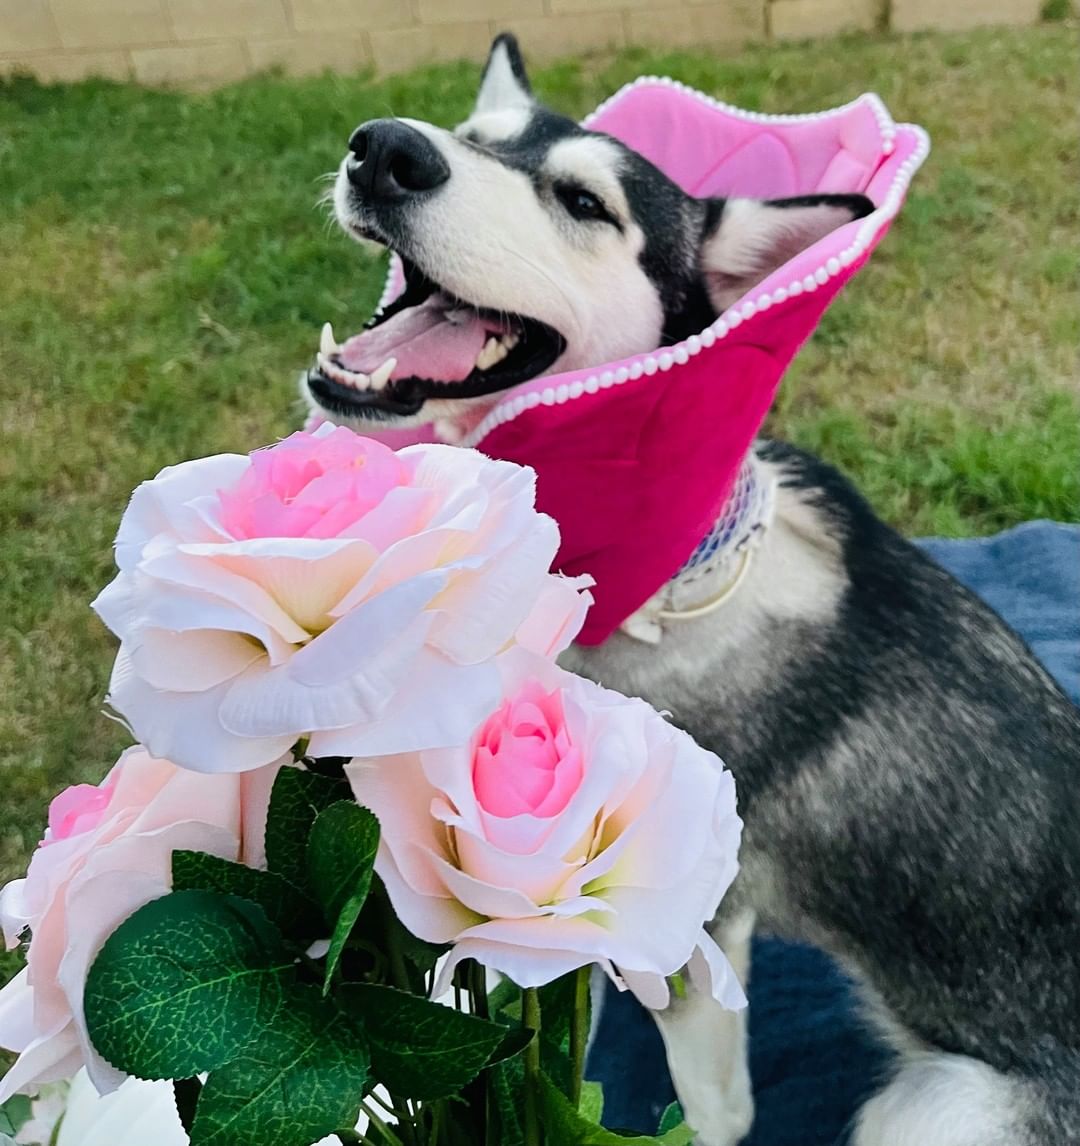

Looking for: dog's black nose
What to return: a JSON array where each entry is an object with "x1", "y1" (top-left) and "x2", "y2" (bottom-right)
[{"x1": 346, "y1": 119, "x2": 450, "y2": 201}]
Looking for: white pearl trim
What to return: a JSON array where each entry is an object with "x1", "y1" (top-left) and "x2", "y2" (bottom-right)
[{"x1": 454, "y1": 85, "x2": 929, "y2": 450}]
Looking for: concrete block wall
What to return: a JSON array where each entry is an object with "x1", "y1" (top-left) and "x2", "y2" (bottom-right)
[{"x1": 0, "y1": 0, "x2": 1056, "y2": 86}]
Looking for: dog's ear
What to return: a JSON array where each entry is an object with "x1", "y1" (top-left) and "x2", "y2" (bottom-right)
[
  {"x1": 700, "y1": 194, "x2": 873, "y2": 312},
  {"x1": 474, "y1": 33, "x2": 534, "y2": 116}
]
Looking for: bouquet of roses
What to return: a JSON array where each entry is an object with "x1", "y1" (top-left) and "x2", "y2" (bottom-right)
[{"x1": 0, "y1": 426, "x2": 743, "y2": 1146}]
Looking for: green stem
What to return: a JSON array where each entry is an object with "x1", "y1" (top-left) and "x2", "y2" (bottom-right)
[
  {"x1": 469, "y1": 960, "x2": 490, "y2": 1020},
  {"x1": 381, "y1": 899, "x2": 411, "y2": 993},
  {"x1": 429, "y1": 1100, "x2": 442, "y2": 1145},
  {"x1": 366, "y1": 1089, "x2": 418, "y2": 1127},
  {"x1": 569, "y1": 966, "x2": 590, "y2": 1108},
  {"x1": 360, "y1": 1102, "x2": 406, "y2": 1146},
  {"x1": 460, "y1": 961, "x2": 493, "y2": 1146},
  {"x1": 523, "y1": 987, "x2": 543, "y2": 1146}
]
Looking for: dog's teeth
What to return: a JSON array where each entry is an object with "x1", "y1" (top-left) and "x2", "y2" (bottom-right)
[
  {"x1": 319, "y1": 322, "x2": 338, "y2": 357},
  {"x1": 501, "y1": 332, "x2": 520, "y2": 351},
  {"x1": 475, "y1": 337, "x2": 501, "y2": 371},
  {"x1": 319, "y1": 353, "x2": 370, "y2": 390},
  {"x1": 369, "y1": 358, "x2": 396, "y2": 389}
]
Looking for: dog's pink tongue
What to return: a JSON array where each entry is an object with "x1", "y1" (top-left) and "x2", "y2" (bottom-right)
[{"x1": 339, "y1": 295, "x2": 486, "y2": 383}]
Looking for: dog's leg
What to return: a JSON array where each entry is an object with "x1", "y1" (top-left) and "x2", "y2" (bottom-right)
[
  {"x1": 651, "y1": 911, "x2": 755, "y2": 1146},
  {"x1": 853, "y1": 1053, "x2": 1032, "y2": 1146}
]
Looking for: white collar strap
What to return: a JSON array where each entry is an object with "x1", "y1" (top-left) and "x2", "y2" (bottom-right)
[{"x1": 619, "y1": 451, "x2": 777, "y2": 644}]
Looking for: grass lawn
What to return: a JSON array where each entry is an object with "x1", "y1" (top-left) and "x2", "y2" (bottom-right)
[{"x1": 0, "y1": 24, "x2": 1077, "y2": 996}]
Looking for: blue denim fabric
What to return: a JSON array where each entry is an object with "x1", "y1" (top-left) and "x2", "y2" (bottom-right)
[{"x1": 588, "y1": 521, "x2": 1080, "y2": 1144}]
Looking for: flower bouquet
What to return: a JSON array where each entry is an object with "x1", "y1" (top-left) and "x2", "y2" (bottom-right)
[{"x1": 0, "y1": 426, "x2": 743, "y2": 1146}]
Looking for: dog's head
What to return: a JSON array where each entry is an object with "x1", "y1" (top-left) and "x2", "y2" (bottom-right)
[{"x1": 305, "y1": 34, "x2": 873, "y2": 432}]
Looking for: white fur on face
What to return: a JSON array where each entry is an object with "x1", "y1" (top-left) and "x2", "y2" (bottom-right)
[
  {"x1": 333, "y1": 118, "x2": 665, "y2": 392},
  {"x1": 544, "y1": 135, "x2": 633, "y2": 226}
]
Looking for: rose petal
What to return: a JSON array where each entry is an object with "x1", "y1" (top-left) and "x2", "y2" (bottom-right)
[
  {"x1": 428, "y1": 513, "x2": 561, "y2": 664},
  {"x1": 0, "y1": 1021, "x2": 83, "y2": 1104},
  {"x1": 346, "y1": 755, "x2": 451, "y2": 899},
  {"x1": 55, "y1": 1072, "x2": 189, "y2": 1145},
  {"x1": 290, "y1": 573, "x2": 444, "y2": 688},
  {"x1": 515, "y1": 573, "x2": 593, "y2": 657},
  {"x1": 311, "y1": 655, "x2": 501, "y2": 758},
  {"x1": 114, "y1": 454, "x2": 249, "y2": 570},
  {"x1": 217, "y1": 588, "x2": 441, "y2": 740},
  {"x1": 192, "y1": 539, "x2": 378, "y2": 633},
  {"x1": 108, "y1": 653, "x2": 295, "y2": 773},
  {"x1": 129, "y1": 628, "x2": 262, "y2": 693},
  {"x1": 434, "y1": 940, "x2": 613, "y2": 997},
  {"x1": 428, "y1": 853, "x2": 546, "y2": 920},
  {"x1": 133, "y1": 548, "x2": 310, "y2": 646},
  {"x1": 0, "y1": 878, "x2": 31, "y2": 949},
  {"x1": 375, "y1": 846, "x2": 482, "y2": 946},
  {"x1": 687, "y1": 932, "x2": 748, "y2": 1011},
  {"x1": 97, "y1": 578, "x2": 296, "y2": 667}
]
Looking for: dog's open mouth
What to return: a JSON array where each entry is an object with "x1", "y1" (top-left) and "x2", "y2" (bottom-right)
[{"x1": 306, "y1": 258, "x2": 566, "y2": 421}]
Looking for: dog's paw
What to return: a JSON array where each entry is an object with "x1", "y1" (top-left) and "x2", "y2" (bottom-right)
[{"x1": 690, "y1": 1098, "x2": 754, "y2": 1146}]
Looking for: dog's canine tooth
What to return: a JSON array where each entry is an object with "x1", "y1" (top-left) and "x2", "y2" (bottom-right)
[
  {"x1": 319, "y1": 322, "x2": 338, "y2": 357},
  {"x1": 475, "y1": 337, "x2": 500, "y2": 371},
  {"x1": 369, "y1": 358, "x2": 397, "y2": 389}
]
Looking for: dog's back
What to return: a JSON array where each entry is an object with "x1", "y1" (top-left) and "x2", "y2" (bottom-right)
[{"x1": 566, "y1": 440, "x2": 1080, "y2": 1144}]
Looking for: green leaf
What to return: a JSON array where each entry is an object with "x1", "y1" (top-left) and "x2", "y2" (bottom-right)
[
  {"x1": 189, "y1": 986, "x2": 368, "y2": 1146},
  {"x1": 172, "y1": 851, "x2": 321, "y2": 939},
  {"x1": 264, "y1": 768, "x2": 350, "y2": 889},
  {"x1": 538, "y1": 972, "x2": 588, "y2": 1054},
  {"x1": 84, "y1": 891, "x2": 293, "y2": 1080},
  {"x1": 486, "y1": 970, "x2": 587, "y2": 1098},
  {"x1": 538, "y1": 1075, "x2": 695, "y2": 1145},
  {"x1": 487, "y1": 976, "x2": 521, "y2": 1018},
  {"x1": 489, "y1": 1056, "x2": 526, "y2": 1146},
  {"x1": 487, "y1": 1024, "x2": 534, "y2": 1068},
  {"x1": 0, "y1": 1096, "x2": 30, "y2": 1137},
  {"x1": 341, "y1": 983, "x2": 508, "y2": 1101},
  {"x1": 581, "y1": 1080, "x2": 605, "y2": 1125},
  {"x1": 658, "y1": 1102, "x2": 684, "y2": 1134},
  {"x1": 306, "y1": 802, "x2": 379, "y2": 990}
]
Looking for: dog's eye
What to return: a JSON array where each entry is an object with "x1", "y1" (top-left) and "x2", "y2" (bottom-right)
[{"x1": 555, "y1": 183, "x2": 613, "y2": 224}]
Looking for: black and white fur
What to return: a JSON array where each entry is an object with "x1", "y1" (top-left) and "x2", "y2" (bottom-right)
[{"x1": 307, "y1": 35, "x2": 1080, "y2": 1146}]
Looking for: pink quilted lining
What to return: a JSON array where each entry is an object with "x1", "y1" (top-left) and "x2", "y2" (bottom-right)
[{"x1": 316, "y1": 80, "x2": 930, "y2": 645}]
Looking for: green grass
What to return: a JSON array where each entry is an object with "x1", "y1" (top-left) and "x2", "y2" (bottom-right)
[{"x1": 0, "y1": 23, "x2": 1077, "y2": 985}]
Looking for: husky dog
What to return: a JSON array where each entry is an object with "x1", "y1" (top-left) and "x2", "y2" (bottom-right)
[{"x1": 304, "y1": 35, "x2": 1080, "y2": 1146}]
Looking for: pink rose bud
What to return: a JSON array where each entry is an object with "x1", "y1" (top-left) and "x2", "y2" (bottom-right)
[
  {"x1": 217, "y1": 428, "x2": 410, "y2": 541},
  {"x1": 472, "y1": 682, "x2": 582, "y2": 820}
]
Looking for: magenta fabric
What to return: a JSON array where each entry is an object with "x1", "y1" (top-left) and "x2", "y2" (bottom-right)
[{"x1": 322, "y1": 83, "x2": 929, "y2": 644}]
